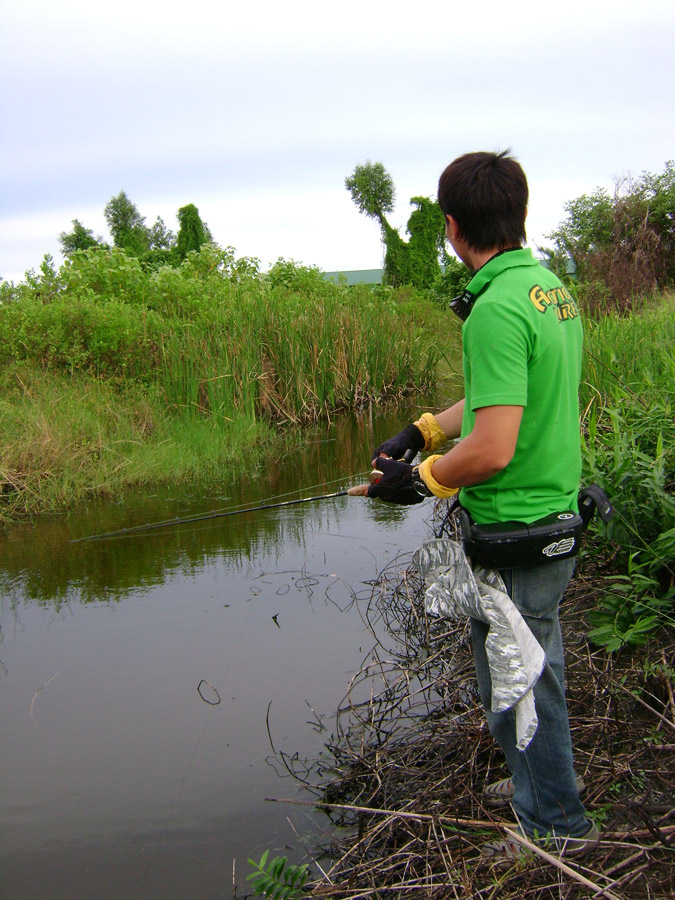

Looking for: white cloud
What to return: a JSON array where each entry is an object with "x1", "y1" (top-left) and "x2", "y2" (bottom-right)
[{"x1": 1, "y1": 0, "x2": 674, "y2": 282}]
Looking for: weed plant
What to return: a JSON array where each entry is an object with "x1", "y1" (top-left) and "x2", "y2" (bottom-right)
[{"x1": 580, "y1": 294, "x2": 675, "y2": 650}]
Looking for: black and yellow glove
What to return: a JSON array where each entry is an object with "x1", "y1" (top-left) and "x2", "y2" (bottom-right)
[
  {"x1": 367, "y1": 455, "x2": 459, "y2": 505},
  {"x1": 372, "y1": 413, "x2": 447, "y2": 462},
  {"x1": 367, "y1": 458, "x2": 426, "y2": 505}
]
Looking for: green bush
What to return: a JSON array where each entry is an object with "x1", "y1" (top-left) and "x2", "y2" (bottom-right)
[
  {"x1": 1, "y1": 245, "x2": 438, "y2": 423},
  {"x1": 580, "y1": 297, "x2": 675, "y2": 650},
  {"x1": 0, "y1": 290, "x2": 162, "y2": 380},
  {"x1": 62, "y1": 248, "x2": 147, "y2": 302},
  {"x1": 266, "y1": 258, "x2": 328, "y2": 292}
]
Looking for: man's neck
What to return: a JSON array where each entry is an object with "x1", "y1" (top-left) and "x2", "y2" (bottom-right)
[{"x1": 467, "y1": 245, "x2": 523, "y2": 272}]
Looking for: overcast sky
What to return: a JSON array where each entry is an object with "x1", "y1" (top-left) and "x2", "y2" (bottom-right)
[{"x1": 2, "y1": 0, "x2": 674, "y2": 283}]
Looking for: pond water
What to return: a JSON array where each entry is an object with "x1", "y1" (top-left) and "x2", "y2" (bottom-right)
[{"x1": 0, "y1": 405, "x2": 444, "y2": 900}]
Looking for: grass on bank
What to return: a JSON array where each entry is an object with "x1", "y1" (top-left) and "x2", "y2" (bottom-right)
[
  {"x1": 0, "y1": 248, "x2": 455, "y2": 524},
  {"x1": 580, "y1": 293, "x2": 675, "y2": 651},
  {"x1": 0, "y1": 364, "x2": 275, "y2": 523}
]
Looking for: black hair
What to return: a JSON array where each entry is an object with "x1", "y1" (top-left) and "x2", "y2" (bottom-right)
[{"x1": 438, "y1": 150, "x2": 528, "y2": 251}]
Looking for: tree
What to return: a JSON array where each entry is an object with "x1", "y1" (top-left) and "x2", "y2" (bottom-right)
[
  {"x1": 406, "y1": 197, "x2": 446, "y2": 289},
  {"x1": 547, "y1": 161, "x2": 675, "y2": 313},
  {"x1": 58, "y1": 219, "x2": 107, "y2": 256},
  {"x1": 104, "y1": 191, "x2": 151, "y2": 256},
  {"x1": 148, "y1": 216, "x2": 175, "y2": 250},
  {"x1": 640, "y1": 160, "x2": 675, "y2": 281},
  {"x1": 345, "y1": 161, "x2": 395, "y2": 226},
  {"x1": 381, "y1": 221, "x2": 412, "y2": 287},
  {"x1": 346, "y1": 162, "x2": 445, "y2": 289},
  {"x1": 175, "y1": 204, "x2": 210, "y2": 261}
]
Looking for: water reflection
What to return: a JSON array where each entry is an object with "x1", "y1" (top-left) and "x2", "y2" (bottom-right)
[
  {"x1": 0, "y1": 401, "x2": 448, "y2": 900},
  {"x1": 0, "y1": 406, "x2": 422, "y2": 608}
]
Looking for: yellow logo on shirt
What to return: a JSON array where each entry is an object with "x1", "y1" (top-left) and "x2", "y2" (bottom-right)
[{"x1": 529, "y1": 284, "x2": 579, "y2": 321}]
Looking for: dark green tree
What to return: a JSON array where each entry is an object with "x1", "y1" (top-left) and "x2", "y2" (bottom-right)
[
  {"x1": 175, "y1": 204, "x2": 210, "y2": 261},
  {"x1": 547, "y1": 188, "x2": 615, "y2": 265},
  {"x1": 345, "y1": 161, "x2": 395, "y2": 226},
  {"x1": 148, "y1": 216, "x2": 175, "y2": 250},
  {"x1": 58, "y1": 219, "x2": 107, "y2": 256},
  {"x1": 104, "y1": 191, "x2": 151, "y2": 256},
  {"x1": 346, "y1": 162, "x2": 445, "y2": 289},
  {"x1": 406, "y1": 197, "x2": 446, "y2": 289},
  {"x1": 381, "y1": 221, "x2": 412, "y2": 287}
]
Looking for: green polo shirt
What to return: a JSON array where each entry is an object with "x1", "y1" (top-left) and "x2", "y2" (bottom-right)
[{"x1": 458, "y1": 248, "x2": 583, "y2": 524}]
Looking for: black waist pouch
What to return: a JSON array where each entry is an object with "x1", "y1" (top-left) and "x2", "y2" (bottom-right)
[{"x1": 459, "y1": 485, "x2": 614, "y2": 570}]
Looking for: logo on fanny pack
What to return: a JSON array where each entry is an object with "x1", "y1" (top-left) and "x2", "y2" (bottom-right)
[{"x1": 542, "y1": 537, "x2": 576, "y2": 557}]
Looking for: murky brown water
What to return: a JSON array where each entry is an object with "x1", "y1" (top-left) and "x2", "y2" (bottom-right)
[{"x1": 0, "y1": 404, "x2": 446, "y2": 899}]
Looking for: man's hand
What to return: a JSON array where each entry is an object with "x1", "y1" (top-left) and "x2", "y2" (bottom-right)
[
  {"x1": 366, "y1": 458, "x2": 426, "y2": 505},
  {"x1": 371, "y1": 424, "x2": 424, "y2": 465}
]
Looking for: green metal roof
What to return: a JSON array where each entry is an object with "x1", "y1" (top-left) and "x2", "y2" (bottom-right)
[{"x1": 323, "y1": 268, "x2": 383, "y2": 285}]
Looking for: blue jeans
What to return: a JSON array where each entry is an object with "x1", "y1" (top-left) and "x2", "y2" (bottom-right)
[{"x1": 470, "y1": 557, "x2": 591, "y2": 838}]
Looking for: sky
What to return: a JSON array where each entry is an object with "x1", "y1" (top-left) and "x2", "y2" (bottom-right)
[{"x1": 2, "y1": 0, "x2": 674, "y2": 283}]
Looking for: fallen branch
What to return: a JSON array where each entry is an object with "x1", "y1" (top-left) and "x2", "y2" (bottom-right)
[
  {"x1": 266, "y1": 796, "x2": 503, "y2": 830},
  {"x1": 29, "y1": 672, "x2": 59, "y2": 727}
]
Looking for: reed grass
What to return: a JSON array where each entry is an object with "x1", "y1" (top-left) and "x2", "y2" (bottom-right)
[
  {"x1": 0, "y1": 249, "x2": 446, "y2": 522},
  {"x1": 578, "y1": 293, "x2": 675, "y2": 650},
  {"x1": 581, "y1": 292, "x2": 675, "y2": 403},
  {"x1": 154, "y1": 282, "x2": 438, "y2": 424}
]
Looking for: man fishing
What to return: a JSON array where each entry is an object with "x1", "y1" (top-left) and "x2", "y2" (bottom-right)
[{"x1": 362, "y1": 150, "x2": 599, "y2": 860}]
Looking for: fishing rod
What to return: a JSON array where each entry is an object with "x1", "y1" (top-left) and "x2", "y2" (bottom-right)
[
  {"x1": 70, "y1": 449, "x2": 416, "y2": 544},
  {"x1": 70, "y1": 487, "x2": 358, "y2": 543}
]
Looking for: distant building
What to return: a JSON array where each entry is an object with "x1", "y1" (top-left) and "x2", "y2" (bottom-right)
[
  {"x1": 323, "y1": 268, "x2": 383, "y2": 285},
  {"x1": 323, "y1": 255, "x2": 575, "y2": 286}
]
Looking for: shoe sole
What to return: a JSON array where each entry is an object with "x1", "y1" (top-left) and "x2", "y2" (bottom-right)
[{"x1": 482, "y1": 774, "x2": 586, "y2": 808}]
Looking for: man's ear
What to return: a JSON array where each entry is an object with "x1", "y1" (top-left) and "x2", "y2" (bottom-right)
[{"x1": 445, "y1": 214, "x2": 460, "y2": 241}]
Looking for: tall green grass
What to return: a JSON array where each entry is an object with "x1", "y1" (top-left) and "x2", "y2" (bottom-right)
[
  {"x1": 156, "y1": 285, "x2": 434, "y2": 424},
  {"x1": 0, "y1": 247, "x2": 444, "y2": 521},
  {"x1": 580, "y1": 294, "x2": 675, "y2": 650},
  {"x1": 581, "y1": 292, "x2": 675, "y2": 403},
  {"x1": 1, "y1": 246, "x2": 438, "y2": 421}
]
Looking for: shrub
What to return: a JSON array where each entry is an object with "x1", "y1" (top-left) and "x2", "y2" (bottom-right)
[
  {"x1": 548, "y1": 162, "x2": 675, "y2": 315},
  {"x1": 580, "y1": 297, "x2": 675, "y2": 650},
  {"x1": 0, "y1": 289, "x2": 162, "y2": 381}
]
